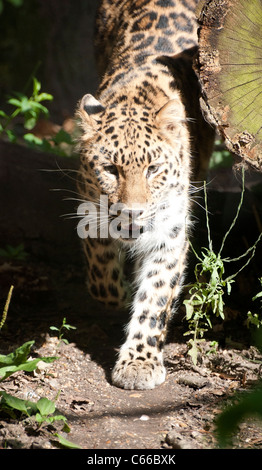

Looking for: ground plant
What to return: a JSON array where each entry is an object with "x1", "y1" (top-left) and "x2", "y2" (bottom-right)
[
  {"x1": 0, "y1": 76, "x2": 74, "y2": 156},
  {"x1": 184, "y1": 169, "x2": 262, "y2": 364},
  {"x1": 0, "y1": 289, "x2": 80, "y2": 448},
  {"x1": 50, "y1": 317, "x2": 77, "y2": 347}
]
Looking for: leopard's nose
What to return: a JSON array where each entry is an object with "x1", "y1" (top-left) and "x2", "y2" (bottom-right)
[{"x1": 121, "y1": 207, "x2": 144, "y2": 222}]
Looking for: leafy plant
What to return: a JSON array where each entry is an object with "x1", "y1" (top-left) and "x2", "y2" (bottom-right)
[
  {"x1": 24, "y1": 127, "x2": 74, "y2": 157},
  {"x1": 0, "y1": 291, "x2": 80, "y2": 448},
  {"x1": 50, "y1": 317, "x2": 76, "y2": 346},
  {"x1": 0, "y1": 77, "x2": 53, "y2": 142},
  {"x1": 0, "y1": 341, "x2": 80, "y2": 448},
  {"x1": 0, "y1": 243, "x2": 27, "y2": 260},
  {"x1": 0, "y1": 75, "x2": 75, "y2": 156},
  {"x1": 0, "y1": 340, "x2": 57, "y2": 382},
  {"x1": 0, "y1": 391, "x2": 70, "y2": 431},
  {"x1": 184, "y1": 169, "x2": 262, "y2": 364}
]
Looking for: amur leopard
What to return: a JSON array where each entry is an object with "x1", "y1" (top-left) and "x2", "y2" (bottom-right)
[{"x1": 76, "y1": 0, "x2": 214, "y2": 390}]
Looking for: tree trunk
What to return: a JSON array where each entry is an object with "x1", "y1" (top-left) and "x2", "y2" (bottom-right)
[{"x1": 195, "y1": 0, "x2": 262, "y2": 171}]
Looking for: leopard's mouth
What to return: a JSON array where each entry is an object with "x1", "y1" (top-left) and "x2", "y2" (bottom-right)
[{"x1": 118, "y1": 222, "x2": 144, "y2": 241}]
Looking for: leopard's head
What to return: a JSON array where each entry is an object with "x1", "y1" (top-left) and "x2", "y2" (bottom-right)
[{"x1": 76, "y1": 92, "x2": 190, "y2": 244}]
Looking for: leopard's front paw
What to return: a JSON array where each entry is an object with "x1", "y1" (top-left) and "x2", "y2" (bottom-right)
[{"x1": 111, "y1": 351, "x2": 166, "y2": 390}]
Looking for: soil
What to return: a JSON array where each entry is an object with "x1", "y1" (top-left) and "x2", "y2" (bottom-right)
[
  {"x1": 1, "y1": 259, "x2": 262, "y2": 452},
  {"x1": 0, "y1": 143, "x2": 262, "y2": 454}
]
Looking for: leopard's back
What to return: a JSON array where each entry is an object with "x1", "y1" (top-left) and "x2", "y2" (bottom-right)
[{"x1": 95, "y1": 0, "x2": 198, "y2": 80}]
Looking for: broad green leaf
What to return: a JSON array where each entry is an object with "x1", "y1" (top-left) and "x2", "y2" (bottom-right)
[
  {"x1": 0, "y1": 391, "x2": 37, "y2": 416},
  {"x1": 0, "y1": 340, "x2": 34, "y2": 366},
  {"x1": 36, "y1": 397, "x2": 56, "y2": 416},
  {"x1": 0, "y1": 340, "x2": 57, "y2": 381}
]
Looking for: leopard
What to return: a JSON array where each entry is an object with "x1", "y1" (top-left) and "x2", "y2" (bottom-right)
[{"x1": 76, "y1": 0, "x2": 214, "y2": 390}]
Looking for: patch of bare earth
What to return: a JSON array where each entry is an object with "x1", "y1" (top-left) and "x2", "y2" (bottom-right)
[{"x1": 0, "y1": 259, "x2": 262, "y2": 452}]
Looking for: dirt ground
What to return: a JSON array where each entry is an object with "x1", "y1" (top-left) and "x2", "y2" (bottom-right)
[
  {"x1": 0, "y1": 143, "x2": 262, "y2": 453},
  {"x1": 1, "y1": 257, "x2": 262, "y2": 452}
]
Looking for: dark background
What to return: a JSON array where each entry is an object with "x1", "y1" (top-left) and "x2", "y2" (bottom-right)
[{"x1": 0, "y1": 0, "x2": 100, "y2": 122}]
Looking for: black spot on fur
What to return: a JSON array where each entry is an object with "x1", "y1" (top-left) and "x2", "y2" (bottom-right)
[
  {"x1": 156, "y1": 15, "x2": 169, "y2": 29},
  {"x1": 90, "y1": 284, "x2": 98, "y2": 297},
  {"x1": 156, "y1": 296, "x2": 168, "y2": 307},
  {"x1": 147, "y1": 270, "x2": 159, "y2": 278},
  {"x1": 150, "y1": 315, "x2": 157, "y2": 328},
  {"x1": 112, "y1": 268, "x2": 119, "y2": 281},
  {"x1": 158, "y1": 311, "x2": 167, "y2": 329},
  {"x1": 139, "y1": 291, "x2": 147, "y2": 302},
  {"x1": 156, "y1": 0, "x2": 175, "y2": 6},
  {"x1": 170, "y1": 273, "x2": 180, "y2": 289},
  {"x1": 99, "y1": 284, "x2": 107, "y2": 298},
  {"x1": 105, "y1": 126, "x2": 114, "y2": 134},
  {"x1": 108, "y1": 284, "x2": 119, "y2": 298},
  {"x1": 153, "y1": 280, "x2": 165, "y2": 288},
  {"x1": 147, "y1": 336, "x2": 157, "y2": 347}
]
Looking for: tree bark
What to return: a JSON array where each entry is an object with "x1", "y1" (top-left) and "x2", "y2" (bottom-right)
[{"x1": 195, "y1": 0, "x2": 262, "y2": 171}]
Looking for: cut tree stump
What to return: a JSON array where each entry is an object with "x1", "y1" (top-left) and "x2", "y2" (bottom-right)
[{"x1": 196, "y1": 0, "x2": 262, "y2": 171}]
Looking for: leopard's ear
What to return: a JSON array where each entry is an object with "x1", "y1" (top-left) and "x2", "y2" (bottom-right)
[
  {"x1": 76, "y1": 94, "x2": 105, "y2": 138},
  {"x1": 156, "y1": 98, "x2": 186, "y2": 141},
  {"x1": 80, "y1": 94, "x2": 105, "y2": 116}
]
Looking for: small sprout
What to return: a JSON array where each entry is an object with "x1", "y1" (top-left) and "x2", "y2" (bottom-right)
[{"x1": 50, "y1": 317, "x2": 76, "y2": 345}]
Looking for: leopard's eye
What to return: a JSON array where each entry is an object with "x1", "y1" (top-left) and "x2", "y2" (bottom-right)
[
  {"x1": 146, "y1": 164, "x2": 161, "y2": 178},
  {"x1": 103, "y1": 164, "x2": 119, "y2": 177}
]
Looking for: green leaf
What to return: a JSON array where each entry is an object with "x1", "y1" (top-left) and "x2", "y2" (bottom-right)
[
  {"x1": 7, "y1": 97, "x2": 23, "y2": 108},
  {"x1": 6, "y1": 129, "x2": 17, "y2": 142},
  {"x1": 0, "y1": 340, "x2": 57, "y2": 381},
  {"x1": 36, "y1": 397, "x2": 56, "y2": 417},
  {"x1": 0, "y1": 391, "x2": 37, "y2": 416},
  {"x1": 52, "y1": 129, "x2": 73, "y2": 145},
  {"x1": 24, "y1": 116, "x2": 37, "y2": 130},
  {"x1": 0, "y1": 110, "x2": 8, "y2": 118},
  {"x1": 54, "y1": 433, "x2": 82, "y2": 449},
  {"x1": 32, "y1": 77, "x2": 41, "y2": 95},
  {"x1": 23, "y1": 133, "x2": 43, "y2": 145},
  {"x1": 36, "y1": 92, "x2": 53, "y2": 102},
  {"x1": 253, "y1": 291, "x2": 262, "y2": 301},
  {"x1": 187, "y1": 339, "x2": 199, "y2": 366}
]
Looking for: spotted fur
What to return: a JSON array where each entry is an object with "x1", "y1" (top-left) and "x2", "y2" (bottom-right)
[{"x1": 76, "y1": 0, "x2": 214, "y2": 389}]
